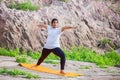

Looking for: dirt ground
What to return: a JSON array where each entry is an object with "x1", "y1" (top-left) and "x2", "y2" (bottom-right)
[{"x1": 0, "y1": 56, "x2": 120, "y2": 80}]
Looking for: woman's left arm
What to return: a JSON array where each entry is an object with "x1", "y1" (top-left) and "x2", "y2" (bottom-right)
[{"x1": 61, "y1": 26, "x2": 77, "y2": 32}]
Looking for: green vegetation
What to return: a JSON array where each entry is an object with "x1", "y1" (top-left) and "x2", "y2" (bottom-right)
[
  {"x1": 27, "y1": 51, "x2": 40, "y2": 59},
  {"x1": 0, "y1": 0, "x2": 2, "y2": 2},
  {"x1": 100, "y1": 38, "x2": 110, "y2": 44},
  {"x1": 98, "y1": 65, "x2": 109, "y2": 68},
  {"x1": 107, "y1": 70, "x2": 117, "y2": 73},
  {"x1": 16, "y1": 55, "x2": 27, "y2": 63},
  {"x1": 111, "y1": 0, "x2": 119, "y2": 3},
  {"x1": 79, "y1": 66, "x2": 92, "y2": 69},
  {"x1": 67, "y1": 47, "x2": 120, "y2": 67},
  {"x1": 60, "y1": 0, "x2": 68, "y2": 2},
  {"x1": 8, "y1": 0, "x2": 39, "y2": 11},
  {"x1": 27, "y1": 51, "x2": 59, "y2": 60},
  {"x1": 99, "y1": 38, "x2": 116, "y2": 49},
  {"x1": 0, "y1": 48, "x2": 19, "y2": 57},
  {"x1": 109, "y1": 5, "x2": 120, "y2": 14},
  {"x1": 44, "y1": 60, "x2": 59, "y2": 64},
  {"x1": 0, "y1": 46, "x2": 120, "y2": 68},
  {"x1": 0, "y1": 67, "x2": 39, "y2": 79},
  {"x1": 116, "y1": 7, "x2": 120, "y2": 13},
  {"x1": 96, "y1": 0, "x2": 119, "y2": 2}
]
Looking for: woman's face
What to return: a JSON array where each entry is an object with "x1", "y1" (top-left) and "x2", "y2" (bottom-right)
[{"x1": 51, "y1": 20, "x2": 58, "y2": 28}]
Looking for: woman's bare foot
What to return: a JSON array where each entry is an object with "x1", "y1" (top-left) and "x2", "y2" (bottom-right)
[
  {"x1": 31, "y1": 64, "x2": 38, "y2": 68},
  {"x1": 60, "y1": 70, "x2": 65, "y2": 74}
]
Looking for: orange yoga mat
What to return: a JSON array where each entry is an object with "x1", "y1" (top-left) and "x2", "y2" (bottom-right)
[{"x1": 19, "y1": 63, "x2": 83, "y2": 77}]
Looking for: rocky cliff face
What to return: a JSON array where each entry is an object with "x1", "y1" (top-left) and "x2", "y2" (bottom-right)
[{"x1": 0, "y1": 0, "x2": 120, "y2": 53}]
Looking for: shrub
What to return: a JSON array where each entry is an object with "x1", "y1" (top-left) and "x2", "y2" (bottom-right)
[
  {"x1": 0, "y1": 48, "x2": 19, "y2": 57},
  {"x1": 1, "y1": 46, "x2": 120, "y2": 68},
  {"x1": 9, "y1": 0, "x2": 39, "y2": 11},
  {"x1": 64, "y1": 46, "x2": 120, "y2": 67},
  {"x1": 0, "y1": 67, "x2": 40, "y2": 79},
  {"x1": 16, "y1": 55, "x2": 27, "y2": 63},
  {"x1": 100, "y1": 38, "x2": 110, "y2": 44},
  {"x1": 60, "y1": 0, "x2": 68, "y2": 2}
]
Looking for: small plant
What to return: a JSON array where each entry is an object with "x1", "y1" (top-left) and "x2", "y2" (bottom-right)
[
  {"x1": 98, "y1": 38, "x2": 117, "y2": 49},
  {"x1": 0, "y1": 46, "x2": 120, "y2": 68},
  {"x1": 65, "y1": 46, "x2": 120, "y2": 68},
  {"x1": 16, "y1": 55, "x2": 27, "y2": 63},
  {"x1": 79, "y1": 66, "x2": 92, "y2": 69},
  {"x1": 26, "y1": 73, "x2": 39, "y2": 79},
  {"x1": 44, "y1": 60, "x2": 59, "y2": 64},
  {"x1": 60, "y1": 0, "x2": 68, "y2": 2},
  {"x1": 107, "y1": 70, "x2": 116, "y2": 73},
  {"x1": 96, "y1": 0, "x2": 119, "y2": 2},
  {"x1": 98, "y1": 65, "x2": 109, "y2": 68},
  {"x1": 0, "y1": 0, "x2": 2, "y2": 2},
  {"x1": 9, "y1": 0, "x2": 39, "y2": 11},
  {"x1": 27, "y1": 51, "x2": 59, "y2": 60},
  {"x1": 27, "y1": 51, "x2": 40, "y2": 59},
  {"x1": 0, "y1": 67, "x2": 40, "y2": 79},
  {"x1": 0, "y1": 67, "x2": 8, "y2": 74},
  {"x1": 45, "y1": 53, "x2": 59, "y2": 60},
  {"x1": 0, "y1": 48, "x2": 19, "y2": 57},
  {"x1": 100, "y1": 38, "x2": 110, "y2": 44},
  {"x1": 111, "y1": 0, "x2": 119, "y2": 3}
]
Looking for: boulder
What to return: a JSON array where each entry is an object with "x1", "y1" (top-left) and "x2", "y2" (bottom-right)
[{"x1": 0, "y1": 0, "x2": 120, "y2": 53}]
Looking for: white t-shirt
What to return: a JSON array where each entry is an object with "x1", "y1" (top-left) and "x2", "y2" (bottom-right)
[{"x1": 44, "y1": 25, "x2": 62, "y2": 49}]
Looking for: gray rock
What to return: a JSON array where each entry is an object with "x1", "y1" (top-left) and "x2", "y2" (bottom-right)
[{"x1": 0, "y1": 0, "x2": 120, "y2": 53}]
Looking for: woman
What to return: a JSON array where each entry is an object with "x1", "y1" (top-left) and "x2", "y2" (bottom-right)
[{"x1": 32, "y1": 18, "x2": 77, "y2": 74}]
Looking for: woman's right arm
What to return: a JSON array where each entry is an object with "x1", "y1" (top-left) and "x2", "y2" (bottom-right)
[{"x1": 38, "y1": 23, "x2": 47, "y2": 29}]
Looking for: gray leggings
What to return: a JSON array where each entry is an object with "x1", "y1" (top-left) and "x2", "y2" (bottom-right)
[{"x1": 37, "y1": 47, "x2": 66, "y2": 70}]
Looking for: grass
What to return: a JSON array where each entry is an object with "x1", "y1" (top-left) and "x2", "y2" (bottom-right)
[
  {"x1": 16, "y1": 55, "x2": 27, "y2": 63},
  {"x1": 0, "y1": 46, "x2": 120, "y2": 68},
  {"x1": 100, "y1": 38, "x2": 110, "y2": 44},
  {"x1": 98, "y1": 65, "x2": 109, "y2": 68},
  {"x1": 0, "y1": 67, "x2": 39, "y2": 79},
  {"x1": 27, "y1": 51, "x2": 59, "y2": 60},
  {"x1": 60, "y1": 0, "x2": 68, "y2": 2},
  {"x1": 27, "y1": 51, "x2": 40, "y2": 59},
  {"x1": 8, "y1": 0, "x2": 39, "y2": 11},
  {"x1": 79, "y1": 66, "x2": 92, "y2": 69},
  {"x1": 0, "y1": 48, "x2": 19, "y2": 57},
  {"x1": 44, "y1": 60, "x2": 59, "y2": 64},
  {"x1": 98, "y1": 38, "x2": 117, "y2": 49},
  {"x1": 65, "y1": 47, "x2": 120, "y2": 67},
  {"x1": 107, "y1": 70, "x2": 117, "y2": 73}
]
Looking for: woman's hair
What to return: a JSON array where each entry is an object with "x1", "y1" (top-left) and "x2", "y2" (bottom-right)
[{"x1": 51, "y1": 18, "x2": 58, "y2": 23}]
